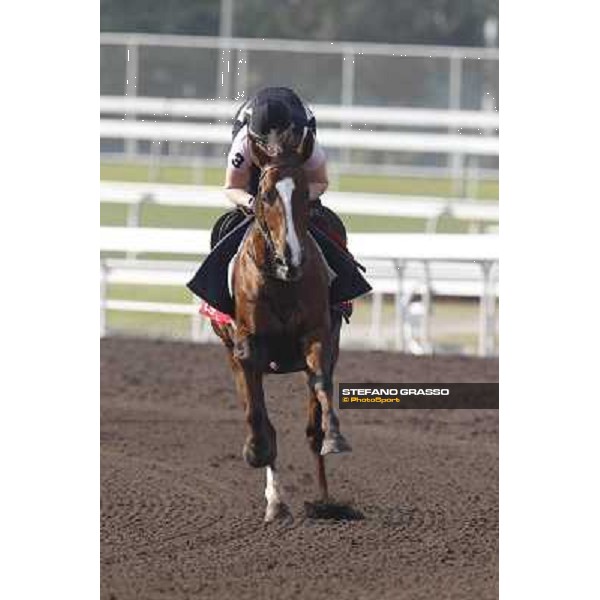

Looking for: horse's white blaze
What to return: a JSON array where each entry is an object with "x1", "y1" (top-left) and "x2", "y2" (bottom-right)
[
  {"x1": 275, "y1": 177, "x2": 301, "y2": 267},
  {"x1": 265, "y1": 466, "x2": 283, "y2": 506}
]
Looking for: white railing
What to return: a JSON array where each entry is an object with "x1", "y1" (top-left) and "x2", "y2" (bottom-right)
[
  {"x1": 100, "y1": 118, "x2": 499, "y2": 156},
  {"x1": 101, "y1": 32, "x2": 499, "y2": 60},
  {"x1": 100, "y1": 96, "x2": 499, "y2": 131},
  {"x1": 100, "y1": 181, "x2": 499, "y2": 232},
  {"x1": 100, "y1": 227, "x2": 499, "y2": 356}
]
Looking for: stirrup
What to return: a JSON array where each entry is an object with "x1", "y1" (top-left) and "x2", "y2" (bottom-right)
[{"x1": 334, "y1": 301, "x2": 353, "y2": 324}]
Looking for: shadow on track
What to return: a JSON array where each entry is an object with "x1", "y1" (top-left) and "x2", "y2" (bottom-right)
[{"x1": 304, "y1": 501, "x2": 365, "y2": 521}]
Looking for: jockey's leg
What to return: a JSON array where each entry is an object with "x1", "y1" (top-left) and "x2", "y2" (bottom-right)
[
  {"x1": 210, "y1": 207, "x2": 249, "y2": 249},
  {"x1": 309, "y1": 200, "x2": 354, "y2": 322},
  {"x1": 309, "y1": 199, "x2": 348, "y2": 248},
  {"x1": 196, "y1": 208, "x2": 253, "y2": 323}
]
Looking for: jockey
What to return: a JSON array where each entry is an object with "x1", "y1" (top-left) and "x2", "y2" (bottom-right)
[
  {"x1": 213, "y1": 86, "x2": 349, "y2": 252},
  {"x1": 208, "y1": 86, "x2": 359, "y2": 321}
]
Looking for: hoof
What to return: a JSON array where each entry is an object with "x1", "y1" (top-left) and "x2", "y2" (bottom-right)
[
  {"x1": 264, "y1": 501, "x2": 293, "y2": 524},
  {"x1": 243, "y1": 437, "x2": 275, "y2": 468},
  {"x1": 321, "y1": 433, "x2": 352, "y2": 456}
]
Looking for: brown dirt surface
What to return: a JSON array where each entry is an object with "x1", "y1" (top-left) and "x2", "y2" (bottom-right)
[{"x1": 101, "y1": 337, "x2": 498, "y2": 600}]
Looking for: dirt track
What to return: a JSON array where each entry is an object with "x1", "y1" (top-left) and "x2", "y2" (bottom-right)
[{"x1": 101, "y1": 338, "x2": 498, "y2": 600}]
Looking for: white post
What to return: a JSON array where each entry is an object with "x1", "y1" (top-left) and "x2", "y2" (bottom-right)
[
  {"x1": 100, "y1": 261, "x2": 108, "y2": 338},
  {"x1": 466, "y1": 155, "x2": 481, "y2": 206},
  {"x1": 235, "y1": 48, "x2": 248, "y2": 100},
  {"x1": 217, "y1": 0, "x2": 234, "y2": 100},
  {"x1": 192, "y1": 153, "x2": 204, "y2": 185},
  {"x1": 125, "y1": 196, "x2": 146, "y2": 260},
  {"x1": 449, "y1": 54, "x2": 464, "y2": 197},
  {"x1": 422, "y1": 261, "x2": 432, "y2": 353},
  {"x1": 426, "y1": 209, "x2": 442, "y2": 233},
  {"x1": 340, "y1": 50, "x2": 355, "y2": 170},
  {"x1": 149, "y1": 140, "x2": 160, "y2": 182},
  {"x1": 191, "y1": 304, "x2": 201, "y2": 343},
  {"x1": 199, "y1": 315, "x2": 212, "y2": 342},
  {"x1": 125, "y1": 42, "x2": 139, "y2": 159},
  {"x1": 394, "y1": 260, "x2": 405, "y2": 352},
  {"x1": 478, "y1": 261, "x2": 493, "y2": 356},
  {"x1": 369, "y1": 291, "x2": 383, "y2": 347},
  {"x1": 486, "y1": 261, "x2": 498, "y2": 355}
]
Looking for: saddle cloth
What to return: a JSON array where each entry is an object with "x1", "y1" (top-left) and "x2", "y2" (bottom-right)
[{"x1": 187, "y1": 216, "x2": 372, "y2": 320}]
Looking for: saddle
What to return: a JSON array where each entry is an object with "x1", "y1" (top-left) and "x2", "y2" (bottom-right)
[{"x1": 187, "y1": 217, "x2": 372, "y2": 319}]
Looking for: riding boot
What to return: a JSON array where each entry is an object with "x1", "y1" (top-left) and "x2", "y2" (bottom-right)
[
  {"x1": 210, "y1": 207, "x2": 250, "y2": 249},
  {"x1": 309, "y1": 199, "x2": 356, "y2": 322}
]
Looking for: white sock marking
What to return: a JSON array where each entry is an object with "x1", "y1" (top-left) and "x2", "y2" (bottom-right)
[
  {"x1": 265, "y1": 466, "x2": 282, "y2": 505},
  {"x1": 275, "y1": 177, "x2": 301, "y2": 267}
]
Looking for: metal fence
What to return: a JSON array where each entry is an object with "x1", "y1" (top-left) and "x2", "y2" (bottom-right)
[
  {"x1": 101, "y1": 33, "x2": 498, "y2": 108},
  {"x1": 101, "y1": 33, "x2": 499, "y2": 180}
]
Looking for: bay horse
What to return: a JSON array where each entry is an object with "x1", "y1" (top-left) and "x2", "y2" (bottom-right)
[{"x1": 211, "y1": 143, "x2": 352, "y2": 523}]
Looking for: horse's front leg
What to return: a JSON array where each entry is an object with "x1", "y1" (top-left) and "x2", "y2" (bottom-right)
[
  {"x1": 227, "y1": 353, "x2": 276, "y2": 468},
  {"x1": 263, "y1": 464, "x2": 292, "y2": 523},
  {"x1": 303, "y1": 335, "x2": 352, "y2": 456},
  {"x1": 227, "y1": 352, "x2": 290, "y2": 522}
]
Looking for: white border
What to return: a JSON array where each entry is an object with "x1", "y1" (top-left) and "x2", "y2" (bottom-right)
[
  {"x1": 501, "y1": 1, "x2": 599, "y2": 597},
  {"x1": 2, "y1": 2, "x2": 98, "y2": 598}
]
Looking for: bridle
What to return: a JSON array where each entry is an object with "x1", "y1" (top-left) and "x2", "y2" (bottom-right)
[
  {"x1": 254, "y1": 165, "x2": 283, "y2": 260},
  {"x1": 252, "y1": 162, "x2": 305, "y2": 276}
]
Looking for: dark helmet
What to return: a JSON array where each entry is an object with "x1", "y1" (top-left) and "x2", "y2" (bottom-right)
[{"x1": 248, "y1": 97, "x2": 302, "y2": 156}]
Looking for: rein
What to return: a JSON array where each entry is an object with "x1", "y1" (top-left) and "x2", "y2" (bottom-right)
[{"x1": 254, "y1": 170, "x2": 278, "y2": 266}]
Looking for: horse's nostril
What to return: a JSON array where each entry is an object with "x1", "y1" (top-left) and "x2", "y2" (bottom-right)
[{"x1": 287, "y1": 265, "x2": 302, "y2": 281}]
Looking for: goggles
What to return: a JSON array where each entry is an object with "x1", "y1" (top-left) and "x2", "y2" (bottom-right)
[{"x1": 249, "y1": 125, "x2": 306, "y2": 157}]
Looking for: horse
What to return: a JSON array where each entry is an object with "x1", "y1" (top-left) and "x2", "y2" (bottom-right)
[{"x1": 211, "y1": 142, "x2": 352, "y2": 523}]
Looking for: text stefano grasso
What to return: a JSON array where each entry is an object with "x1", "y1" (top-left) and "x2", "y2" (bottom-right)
[{"x1": 341, "y1": 388, "x2": 450, "y2": 396}]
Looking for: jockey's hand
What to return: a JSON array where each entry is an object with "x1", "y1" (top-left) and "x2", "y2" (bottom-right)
[
  {"x1": 309, "y1": 197, "x2": 325, "y2": 218},
  {"x1": 238, "y1": 199, "x2": 254, "y2": 216}
]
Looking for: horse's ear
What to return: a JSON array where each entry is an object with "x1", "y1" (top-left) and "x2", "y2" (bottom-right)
[
  {"x1": 249, "y1": 138, "x2": 270, "y2": 169},
  {"x1": 297, "y1": 128, "x2": 315, "y2": 163}
]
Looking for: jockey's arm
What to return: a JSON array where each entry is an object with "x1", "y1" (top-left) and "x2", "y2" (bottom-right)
[
  {"x1": 224, "y1": 166, "x2": 253, "y2": 209},
  {"x1": 305, "y1": 161, "x2": 329, "y2": 202}
]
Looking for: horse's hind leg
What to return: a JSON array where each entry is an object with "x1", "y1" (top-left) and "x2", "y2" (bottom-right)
[
  {"x1": 305, "y1": 387, "x2": 329, "y2": 501},
  {"x1": 304, "y1": 337, "x2": 351, "y2": 456}
]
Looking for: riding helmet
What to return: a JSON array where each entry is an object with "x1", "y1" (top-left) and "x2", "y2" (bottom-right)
[{"x1": 248, "y1": 97, "x2": 299, "y2": 155}]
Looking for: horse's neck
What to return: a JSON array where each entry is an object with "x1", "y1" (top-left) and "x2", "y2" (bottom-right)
[{"x1": 246, "y1": 221, "x2": 268, "y2": 257}]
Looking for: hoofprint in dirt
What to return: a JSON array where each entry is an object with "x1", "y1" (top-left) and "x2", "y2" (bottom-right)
[{"x1": 101, "y1": 338, "x2": 498, "y2": 600}]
